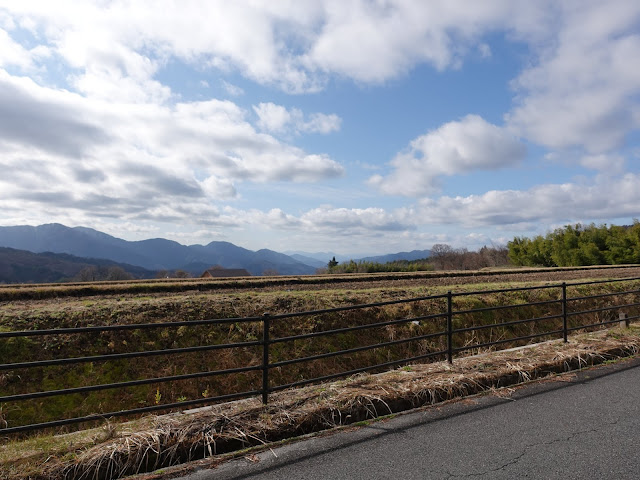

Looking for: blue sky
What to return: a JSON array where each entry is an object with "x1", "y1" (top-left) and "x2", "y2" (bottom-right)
[{"x1": 0, "y1": 1, "x2": 639, "y2": 256}]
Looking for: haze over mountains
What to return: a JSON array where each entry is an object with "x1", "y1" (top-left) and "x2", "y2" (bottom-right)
[{"x1": 0, "y1": 224, "x2": 432, "y2": 283}]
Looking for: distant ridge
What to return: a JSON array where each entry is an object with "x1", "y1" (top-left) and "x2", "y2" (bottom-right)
[
  {"x1": 0, "y1": 224, "x2": 316, "y2": 276},
  {"x1": 0, "y1": 224, "x2": 435, "y2": 281},
  {"x1": 355, "y1": 249, "x2": 431, "y2": 264}
]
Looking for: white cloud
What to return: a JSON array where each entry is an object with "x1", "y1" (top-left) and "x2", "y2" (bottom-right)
[
  {"x1": 0, "y1": 27, "x2": 48, "y2": 70},
  {"x1": 200, "y1": 176, "x2": 237, "y2": 199},
  {"x1": 370, "y1": 115, "x2": 526, "y2": 196},
  {"x1": 253, "y1": 102, "x2": 341, "y2": 135},
  {"x1": 0, "y1": 1, "x2": 552, "y2": 93},
  {"x1": 580, "y1": 154, "x2": 625, "y2": 173},
  {"x1": 0, "y1": 69, "x2": 344, "y2": 224},
  {"x1": 221, "y1": 80, "x2": 244, "y2": 96},
  {"x1": 304, "y1": 1, "x2": 518, "y2": 82},
  {"x1": 301, "y1": 112, "x2": 342, "y2": 134},
  {"x1": 416, "y1": 174, "x2": 640, "y2": 227},
  {"x1": 300, "y1": 206, "x2": 412, "y2": 233},
  {"x1": 3, "y1": 0, "x2": 638, "y2": 162},
  {"x1": 506, "y1": 1, "x2": 640, "y2": 154},
  {"x1": 253, "y1": 102, "x2": 292, "y2": 133}
]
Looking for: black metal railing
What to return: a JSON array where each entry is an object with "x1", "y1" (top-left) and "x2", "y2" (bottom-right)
[{"x1": 1, "y1": 276, "x2": 640, "y2": 435}]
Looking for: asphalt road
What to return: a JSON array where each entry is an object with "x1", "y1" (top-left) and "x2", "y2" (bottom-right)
[{"x1": 172, "y1": 358, "x2": 640, "y2": 480}]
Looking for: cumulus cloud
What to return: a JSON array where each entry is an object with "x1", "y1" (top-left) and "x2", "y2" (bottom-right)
[
  {"x1": 580, "y1": 154, "x2": 625, "y2": 173},
  {"x1": 253, "y1": 102, "x2": 341, "y2": 135},
  {"x1": 200, "y1": 176, "x2": 238, "y2": 199},
  {"x1": 506, "y1": 1, "x2": 640, "y2": 154},
  {"x1": 304, "y1": 1, "x2": 518, "y2": 82},
  {"x1": 253, "y1": 102, "x2": 292, "y2": 133},
  {"x1": 369, "y1": 115, "x2": 526, "y2": 196},
  {"x1": 0, "y1": 1, "x2": 550, "y2": 93},
  {"x1": 300, "y1": 207, "x2": 412, "y2": 233},
  {"x1": 3, "y1": 2, "x2": 639, "y2": 155},
  {"x1": 302, "y1": 112, "x2": 342, "y2": 134},
  {"x1": 416, "y1": 174, "x2": 640, "y2": 227},
  {"x1": 0, "y1": 71, "x2": 110, "y2": 156},
  {"x1": 0, "y1": 69, "x2": 344, "y2": 224}
]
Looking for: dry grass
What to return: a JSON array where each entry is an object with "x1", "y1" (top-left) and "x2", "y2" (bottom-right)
[
  {"x1": 2, "y1": 264, "x2": 640, "y2": 301},
  {"x1": 2, "y1": 324, "x2": 639, "y2": 480}
]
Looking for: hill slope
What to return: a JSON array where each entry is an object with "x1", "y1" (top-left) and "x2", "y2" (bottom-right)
[{"x1": 0, "y1": 247, "x2": 155, "y2": 284}]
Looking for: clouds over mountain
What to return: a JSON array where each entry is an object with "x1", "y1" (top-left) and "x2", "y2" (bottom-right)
[{"x1": 0, "y1": 1, "x2": 639, "y2": 253}]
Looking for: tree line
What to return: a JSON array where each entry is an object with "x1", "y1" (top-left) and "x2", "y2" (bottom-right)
[
  {"x1": 507, "y1": 222, "x2": 640, "y2": 267},
  {"x1": 319, "y1": 245, "x2": 510, "y2": 274}
]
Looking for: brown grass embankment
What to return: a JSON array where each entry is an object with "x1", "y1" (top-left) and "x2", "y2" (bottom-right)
[{"x1": 1, "y1": 325, "x2": 639, "y2": 480}]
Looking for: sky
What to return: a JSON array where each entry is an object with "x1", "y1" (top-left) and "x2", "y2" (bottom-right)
[{"x1": 0, "y1": 1, "x2": 639, "y2": 256}]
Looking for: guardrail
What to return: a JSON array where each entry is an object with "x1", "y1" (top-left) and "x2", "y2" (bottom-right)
[{"x1": 2, "y1": 276, "x2": 640, "y2": 435}]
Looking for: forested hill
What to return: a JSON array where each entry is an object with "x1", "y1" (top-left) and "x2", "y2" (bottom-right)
[
  {"x1": 508, "y1": 222, "x2": 640, "y2": 267},
  {"x1": 0, "y1": 247, "x2": 155, "y2": 284}
]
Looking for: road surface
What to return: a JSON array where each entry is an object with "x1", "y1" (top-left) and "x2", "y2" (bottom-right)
[{"x1": 171, "y1": 357, "x2": 640, "y2": 479}]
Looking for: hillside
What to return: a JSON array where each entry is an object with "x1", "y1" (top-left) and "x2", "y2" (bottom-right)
[{"x1": 0, "y1": 247, "x2": 155, "y2": 284}]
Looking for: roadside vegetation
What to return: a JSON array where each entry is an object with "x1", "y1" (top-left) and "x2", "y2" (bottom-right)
[
  {"x1": 2, "y1": 324, "x2": 640, "y2": 480},
  {"x1": 319, "y1": 245, "x2": 510, "y2": 274}
]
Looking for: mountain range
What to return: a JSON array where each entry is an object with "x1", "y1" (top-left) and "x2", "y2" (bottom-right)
[
  {"x1": 0, "y1": 224, "x2": 315, "y2": 277},
  {"x1": 0, "y1": 224, "x2": 432, "y2": 283}
]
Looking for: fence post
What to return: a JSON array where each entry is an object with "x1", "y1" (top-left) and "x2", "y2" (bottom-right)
[
  {"x1": 562, "y1": 283, "x2": 568, "y2": 343},
  {"x1": 447, "y1": 291, "x2": 453, "y2": 364},
  {"x1": 619, "y1": 312, "x2": 629, "y2": 328},
  {"x1": 262, "y1": 313, "x2": 270, "y2": 405}
]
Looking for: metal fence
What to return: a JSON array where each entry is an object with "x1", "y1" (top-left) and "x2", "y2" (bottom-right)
[{"x1": 2, "y1": 276, "x2": 640, "y2": 436}]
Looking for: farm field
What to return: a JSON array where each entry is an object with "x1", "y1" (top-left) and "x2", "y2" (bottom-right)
[
  {"x1": 2, "y1": 265, "x2": 640, "y2": 431},
  {"x1": 2, "y1": 264, "x2": 640, "y2": 301}
]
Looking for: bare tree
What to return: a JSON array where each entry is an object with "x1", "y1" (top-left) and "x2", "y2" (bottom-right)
[{"x1": 106, "y1": 266, "x2": 134, "y2": 281}]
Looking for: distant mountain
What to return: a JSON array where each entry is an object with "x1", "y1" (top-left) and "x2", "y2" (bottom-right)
[
  {"x1": 285, "y1": 250, "x2": 340, "y2": 262},
  {"x1": 288, "y1": 254, "x2": 328, "y2": 269},
  {"x1": 0, "y1": 224, "x2": 316, "y2": 276},
  {"x1": 284, "y1": 251, "x2": 366, "y2": 263},
  {"x1": 355, "y1": 249, "x2": 431, "y2": 264},
  {"x1": 286, "y1": 249, "x2": 433, "y2": 267},
  {"x1": 0, "y1": 247, "x2": 155, "y2": 284}
]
